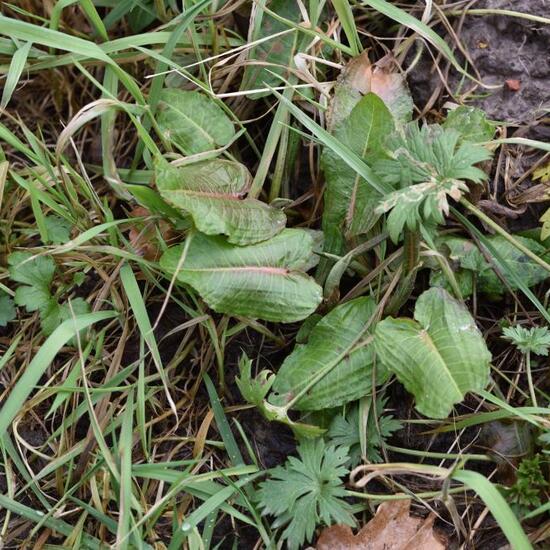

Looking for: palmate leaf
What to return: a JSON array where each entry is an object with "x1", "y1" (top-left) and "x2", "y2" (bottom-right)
[
  {"x1": 374, "y1": 123, "x2": 492, "y2": 242},
  {"x1": 327, "y1": 397, "x2": 402, "y2": 465},
  {"x1": 0, "y1": 294, "x2": 16, "y2": 327},
  {"x1": 8, "y1": 252, "x2": 90, "y2": 341},
  {"x1": 257, "y1": 439, "x2": 354, "y2": 550},
  {"x1": 40, "y1": 298, "x2": 91, "y2": 337},
  {"x1": 502, "y1": 326, "x2": 550, "y2": 356},
  {"x1": 156, "y1": 160, "x2": 286, "y2": 245},
  {"x1": 8, "y1": 251, "x2": 56, "y2": 289},
  {"x1": 159, "y1": 229, "x2": 322, "y2": 322},
  {"x1": 269, "y1": 297, "x2": 387, "y2": 410},
  {"x1": 374, "y1": 287, "x2": 491, "y2": 418},
  {"x1": 321, "y1": 93, "x2": 394, "y2": 263},
  {"x1": 156, "y1": 89, "x2": 235, "y2": 154},
  {"x1": 44, "y1": 215, "x2": 72, "y2": 244}
]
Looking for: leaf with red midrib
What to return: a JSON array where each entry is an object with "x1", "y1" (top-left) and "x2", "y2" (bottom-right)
[
  {"x1": 156, "y1": 159, "x2": 286, "y2": 245},
  {"x1": 159, "y1": 229, "x2": 322, "y2": 323}
]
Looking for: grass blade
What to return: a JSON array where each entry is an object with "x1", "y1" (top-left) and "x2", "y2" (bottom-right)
[
  {"x1": 452, "y1": 470, "x2": 532, "y2": 550},
  {"x1": 1, "y1": 40, "x2": 32, "y2": 109},
  {"x1": 0, "y1": 310, "x2": 116, "y2": 440}
]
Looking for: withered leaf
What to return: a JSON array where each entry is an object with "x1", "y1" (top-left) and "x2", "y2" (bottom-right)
[{"x1": 316, "y1": 500, "x2": 446, "y2": 550}]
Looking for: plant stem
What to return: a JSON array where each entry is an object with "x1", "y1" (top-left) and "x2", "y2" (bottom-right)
[
  {"x1": 404, "y1": 229, "x2": 420, "y2": 273},
  {"x1": 384, "y1": 444, "x2": 493, "y2": 462},
  {"x1": 445, "y1": 8, "x2": 550, "y2": 25},
  {"x1": 526, "y1": 352, "x2": 538, "y2": 407},
  {"x1": 345, "y1": 486, "x2": 467, "y2": 501}
]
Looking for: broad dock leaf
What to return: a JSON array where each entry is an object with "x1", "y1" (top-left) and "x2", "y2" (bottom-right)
[
  {"x1": 156, "y1": 160, "x2": 286, "y2": 245},
  {"x1": 270, "y1": 297, "x2": 387, "y2": 409},
  {"x1": 242, "y1": 0, "x2": 300, "y2": 98},
  {"x1": 374, "y1": 287, "x2": 491, "y2": 418},
  {"x1": 321, "y1": 93, "x2": 394, "y2": 260},
  {"x1": 159, "y1": 229, "x2": 322, "y2": 322},
  {"x1": 157, "y1": 89, "x2": 235, "y2": 154}
]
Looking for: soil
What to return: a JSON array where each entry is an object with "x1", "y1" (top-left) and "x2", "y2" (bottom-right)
[{"x1": 409, "y1": 0, "x2": 550, "y2": 124}]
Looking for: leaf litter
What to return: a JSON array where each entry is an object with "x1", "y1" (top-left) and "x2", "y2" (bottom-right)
[{"x1": 316, "y1": 500, "x2": 447, "y2": 550}]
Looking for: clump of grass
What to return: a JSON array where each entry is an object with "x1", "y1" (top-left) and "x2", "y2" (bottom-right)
[{"x1": 0, "y1": 1, "x2": 549, "y2": 549}]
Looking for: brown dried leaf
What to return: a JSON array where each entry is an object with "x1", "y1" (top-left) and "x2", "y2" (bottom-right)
[
  {"x1": 327, "y1": 54, "x2": 412, "y2": 132},
  {"x1": 316, "y1": 500, "x2": 447, "y2": 550}
]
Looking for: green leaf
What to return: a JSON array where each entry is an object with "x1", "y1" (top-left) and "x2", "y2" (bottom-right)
[
  {"x1": 434, "y1": 234, "x2": 550, "y2": 296},
  {"x1": 257, "y1": 439, "x2": 354, "y2": 550},
  {"x1": 322, "y1": 93, "x2": 394, "y2": 258},
  {"x1": 242, "y1": 0, "x2": 300, "y2": 98},
  {"x1": 327, "y1": 397, "x2": 402, "y2": 465},
  {"x1": 0, "y1": 294, "x2": 16, "y2": 327},
  {"x1": 235, "y1": 354, "x2": 275, "y2": 407},
  {"x1": 1, "y1": 40, "x2": 32, "y2": 109},
  {"x1": 9, "y1": 252, "x2": 55, "y2": 313},
  {"x1": 44, "y1": 215, "x2": 72, "y2": 244},
  {"x1": 269, "y1": 297, "x2": 386, "y2": 410},
  {"x1": 159, "y1": 229, "x2": 322, "y2": 322},
  {"x1": 429, "y1": 268, "x2": 474, "y2": 299},
  {"x1": 235, "y1": 356, "x2": 326, "y2": 438},
  {"x1": 374, "y1": 287, "x2": 491, "y2": 418},
  {"x1": 40, "y1": 297, "x2": 91, "y2": 337},
  {"x1": 156, "y1": 160, "x2": 286, "y2": 245},
  {"x1": 14, "y1": 285, "x2": 51, "y2": 313},
  {"x1": 503, "y1": 326, "x2": 550, "y2": 356},
  {"x1": 443, "y1": 106, "x2": 495, "y2": 144},
  {"x1": 477, "y1": 235, "x2": 550, "y2": 294},
  {"x1": 8, "y1": 251, "x2": 56, "y2": 289},
  {"x1": 375, "y1": 123, "x2": 492, "y2": 242},
  {"x1": 540, "y1": 208, "x2": 550, "y2": 241},
  {"x1": 8, "y1": 251, "x2": 90, "y2": 341},
  {"x1": 156, "y1": 89, "x2": 235, "y2": 154},
  {"x1": 327, "y1": 52, "x2": 412, "y2": 132}
]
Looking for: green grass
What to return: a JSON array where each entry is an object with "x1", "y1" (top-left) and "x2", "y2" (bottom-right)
[{"x1": 0, "y1": 1, "x2": 548, "y2": 548}]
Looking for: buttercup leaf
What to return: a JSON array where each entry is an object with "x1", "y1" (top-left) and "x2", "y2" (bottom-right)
[
  {"x1": 44, "y1": 215, "x2": 72, "y2": 244},
  {"x1": 0, "y1": 294, "x2": 16, "y2": 327},
  {"x1": 156, "y1": 160, "x2": 286, "y2": 245},
  {"x1": 8, "y1": 252, "x2": 56, "y2": 289},
  {"x1": 40, "y1": 297, "x2": 91, "y2": 337},
  {"x1": 257, "y1": 439, "x2": 354, "y2": 550},
  {"x1": 374, "y1": 123, "x2": 491, "y2": 242},
  {"x1": 443, "y1": 105, "x2": 495, "y2": 144}
]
